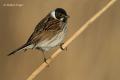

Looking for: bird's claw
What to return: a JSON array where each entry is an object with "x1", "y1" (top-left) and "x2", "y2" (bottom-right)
[
  {"x1": 44, "y1": 58, "x2": 49, "y2": 67},
  {"x1": 60, "y1": 43, "x2": 67, "y2": 51}
]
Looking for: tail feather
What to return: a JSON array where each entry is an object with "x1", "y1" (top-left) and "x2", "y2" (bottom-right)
[{"x1": 8, "y1": 44, "x2": 29, "y2": 56}]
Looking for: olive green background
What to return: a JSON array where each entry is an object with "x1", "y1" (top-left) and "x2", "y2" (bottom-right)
[{"x1": 0, "y1": 0, "x2": 120, "y2": 80}]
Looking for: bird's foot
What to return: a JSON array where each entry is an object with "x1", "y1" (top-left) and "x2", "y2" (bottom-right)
[
  {"x1": 43, "y1": 58, "x2": 49, "y2": 67},
  {"x1": 60, "y1": 43, "x2": 67, "y2": 51}
]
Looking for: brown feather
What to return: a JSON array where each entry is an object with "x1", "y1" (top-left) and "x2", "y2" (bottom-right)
[{"x1": 25, "y1": 14, "x2": 63, "y2": 46}]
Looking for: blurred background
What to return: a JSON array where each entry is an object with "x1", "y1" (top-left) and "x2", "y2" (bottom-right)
[{"x1": 0, "y1": 0, "x2": 120, "y2": 80}]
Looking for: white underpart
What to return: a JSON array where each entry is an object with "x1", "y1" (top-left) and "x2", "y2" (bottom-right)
[
  {"x1": 36, "y1": 25, "x2": 67, "y2": 51},
  {"x1": 60, "y1": 18, "x2": 64, "y2": 21},
  {"x1": 51, "y1": 11, "x2": 57, "y2": 19},
  {"x1": 26, "y1": 44, "x2": 34, "y2": 49}
]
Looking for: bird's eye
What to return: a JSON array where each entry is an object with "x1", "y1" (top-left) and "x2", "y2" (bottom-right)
[
  {"x1": 55, "y1": 12, "x2": 64, "y2": 19},
  {"x1": 58, "y1": 13, "x2": 61, "y2": 16}
]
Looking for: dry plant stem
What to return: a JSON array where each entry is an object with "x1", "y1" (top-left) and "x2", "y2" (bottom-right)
[{"x1": 26, "y1": 0, "x2": 117, "y2": 80}]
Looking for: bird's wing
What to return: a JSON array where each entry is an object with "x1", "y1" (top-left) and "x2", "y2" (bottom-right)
[
  {"x1": 8, "y1": 15, "x2": 65, "y2": 56},
  {"x1": 26, "y1": 15, "x2": 63, "y2": 45}
]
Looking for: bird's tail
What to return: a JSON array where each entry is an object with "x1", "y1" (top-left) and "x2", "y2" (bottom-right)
[{"x1": 8, "y1": 43, "x2": 29, "y2": 56}]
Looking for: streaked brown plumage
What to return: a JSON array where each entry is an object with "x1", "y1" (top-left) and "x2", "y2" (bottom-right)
[{"x1": 8, "y1": 8, "x2": 69, "y2": 61}]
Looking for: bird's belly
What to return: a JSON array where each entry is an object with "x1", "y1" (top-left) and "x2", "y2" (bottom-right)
[{"x1": 36, "y1": 30, "x2": 66, "y2": 51}]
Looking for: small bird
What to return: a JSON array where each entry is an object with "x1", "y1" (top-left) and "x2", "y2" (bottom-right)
[{"x1": 8, "y1": 8, "x2": 69, "y2": 62}]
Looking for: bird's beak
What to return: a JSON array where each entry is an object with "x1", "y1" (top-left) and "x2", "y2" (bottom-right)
[
  {"x1": 62, "y1": 15, "x2": 70, "y2": 18},
  {"x1": 65, "y1": 15, "x2": 70, "y2": 18}
]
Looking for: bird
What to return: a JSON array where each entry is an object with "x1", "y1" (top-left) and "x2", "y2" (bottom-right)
[{"x1": 8, "y1": 8, "x2": 69, "y2": 62}]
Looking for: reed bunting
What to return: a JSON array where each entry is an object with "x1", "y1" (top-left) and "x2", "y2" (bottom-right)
[{"x1": 8, "y1": 8, "x2": 69, "y2": 62}]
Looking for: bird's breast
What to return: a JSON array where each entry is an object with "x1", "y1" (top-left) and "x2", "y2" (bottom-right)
[{"x1": 36, "y1": 25, "x2": 67, "y2": 51}]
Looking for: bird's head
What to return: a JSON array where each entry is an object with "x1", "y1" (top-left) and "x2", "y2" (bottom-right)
[{"x1": 51, "y1": 8, "x2": 69, "y2": 22}]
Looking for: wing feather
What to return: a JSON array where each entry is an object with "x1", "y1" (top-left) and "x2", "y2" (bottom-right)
[{"x1": 25, "y1": 14, "x2": 63, "y2": 45}]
